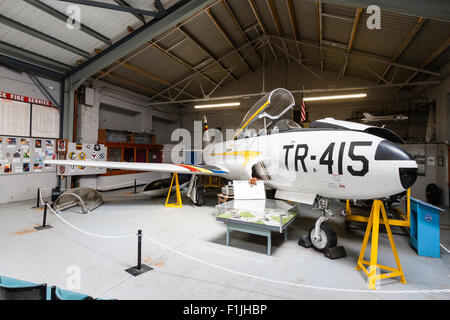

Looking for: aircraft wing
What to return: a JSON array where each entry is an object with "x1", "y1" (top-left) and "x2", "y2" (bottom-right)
[{"x1": 43, "y1": 159, "x2": 228, "y2": 176}]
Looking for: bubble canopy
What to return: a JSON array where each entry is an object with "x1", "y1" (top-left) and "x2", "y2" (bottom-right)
[{"x1": 235, "y1": 88, "x2": 296, "y2": 139}]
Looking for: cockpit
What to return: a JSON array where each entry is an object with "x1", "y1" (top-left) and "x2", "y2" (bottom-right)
[{"x1": 235, "y1": 88, "x2": 298, "y2": 139}]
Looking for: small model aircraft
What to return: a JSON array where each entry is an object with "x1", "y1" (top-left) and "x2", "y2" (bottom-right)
[
  {"x1": 45, "y1": 88, "x2": 418, "y2": 252},
  {"x1": 361, "y1": 112, "x2": 408, "y2": 123}
]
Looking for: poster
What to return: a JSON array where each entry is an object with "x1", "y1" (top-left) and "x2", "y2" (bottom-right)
[
  {"x1": 58, "y1": 143, "x2": 107, "y2": 176},
  {"x1": 0, "y1": 136, "x2": 56, "y2": 175}
]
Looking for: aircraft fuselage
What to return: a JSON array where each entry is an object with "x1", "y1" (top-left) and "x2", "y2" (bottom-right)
[{"x1": 204, "y1": 129, "x2": 417, "y2": 202}]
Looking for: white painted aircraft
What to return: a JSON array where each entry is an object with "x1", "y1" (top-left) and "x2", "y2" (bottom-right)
[
  {"x1": 361, "y1": 112, "x2": 408, "y2": 123},
  {"x1": 45, "y1": 88, "x2": 418, "y2": 252}
]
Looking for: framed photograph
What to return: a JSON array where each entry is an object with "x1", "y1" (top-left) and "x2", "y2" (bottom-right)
[{"x1": 56, "y1": 139, "x2": 67, "y2": 153}]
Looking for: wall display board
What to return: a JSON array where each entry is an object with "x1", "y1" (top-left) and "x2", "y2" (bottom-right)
[
  {"x1": 0, "y1": 136, "x2": 56, "y2": 175},
  {"x1": 0, "y1": 91, "x2": 58, "y2": 138},
  {"x1": 58, "y1": 143, "x2": 107, "y2": 176}
]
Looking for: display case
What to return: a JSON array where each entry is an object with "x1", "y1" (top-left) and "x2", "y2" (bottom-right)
[
  {"x1": 97, "y1": 129, "x2": 162, "y2": 176},
  {"x1": 215, "y1": 199, "x2": 298, "y2": 231}
]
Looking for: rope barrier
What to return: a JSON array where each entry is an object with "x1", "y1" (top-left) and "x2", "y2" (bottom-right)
[
  {"x1": 35, "y1": 190, "x2": 450, "y2": 295},
  {"x1": 141, "y1": 235, "x2": 449, "y2": 295},
  {"x1": 46, "y1": 204, "x2": 135, "y2": 239},
  {"x1": 38, "y1": 179, "x2": 149, "y2": 194}
]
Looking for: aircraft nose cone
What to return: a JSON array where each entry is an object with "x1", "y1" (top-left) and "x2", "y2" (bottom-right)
[{"x1": 399, "y1": 167, "x2": 418, "y2": 189}]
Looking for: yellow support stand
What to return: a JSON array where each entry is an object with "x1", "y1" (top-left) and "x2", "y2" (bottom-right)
[
  {"x1": 345, "y1": 188, "x2": 411, "y2": 227},
  {"x1": 165, "y1": 173, "x2": 182, "y2": 208},
  {"x1": 356, "y1": 200, "x2": 406, "y2": 289}
]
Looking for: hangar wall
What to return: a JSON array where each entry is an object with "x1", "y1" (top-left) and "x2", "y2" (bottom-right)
[
  {"x1": 0, "y1": 66, "x2": 61, "y2": 204},
  {"x1": 181, "y1": 59, "x2": 449, "y2": 206},
  {"x1": 75, "y1": 80, "x2": 181, "y2": 191},
  {"x1": 182, "y1": 60, "x2": 403, "y2": 132},
  {"x1": 421, "y1": 61, "x2": 450, "y2": 206}
]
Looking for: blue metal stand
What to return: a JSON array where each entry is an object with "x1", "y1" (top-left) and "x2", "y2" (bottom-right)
[{"x1": 409, "y1": 197, "x2": 444, "y2": 258}]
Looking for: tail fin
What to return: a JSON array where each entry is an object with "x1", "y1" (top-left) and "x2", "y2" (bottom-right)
[
  {"x1": 203, "y1": 115, "x2": 209, "y2": 147},
  {"x1": 363, "y1": 113, "x2": 374, "y2": 119},
  {"x1": 202, "y1": 115, "x2": 209, "y2": 164}
]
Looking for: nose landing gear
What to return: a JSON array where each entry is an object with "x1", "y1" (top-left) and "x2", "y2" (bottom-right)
[{"x1": 309, "y1": 198, "x2": 337, "y2": 252}]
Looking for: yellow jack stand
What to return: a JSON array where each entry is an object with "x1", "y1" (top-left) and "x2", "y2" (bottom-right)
[
  {"x1": 165, "y1": 173, "x2": 182, "y2": 208},
  {"x1": 356, "y1": 200, "x2": 406, "y2": 289}
]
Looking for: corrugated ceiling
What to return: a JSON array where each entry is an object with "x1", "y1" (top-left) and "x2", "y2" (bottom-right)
[{"x1": 0, "y1": 0, "x2": 448, "y2": 103}]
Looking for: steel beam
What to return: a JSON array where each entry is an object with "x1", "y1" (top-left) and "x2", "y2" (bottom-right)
[
  {"x1": 266, "y1": 0, "x2": 290, "y2": 63},
  {"x1": 149, "y1": 41, "x2": 220, "y2": 88},
  {"x1": 0, "y1": 14, "x2": 90, "y2": 58},
  {"x1": 178, "y1": 26, "x2": 238, "y2": 81},
  {"x1": 396, "y1": 37, "x2": 450, "y2": 92},
  {"x1": 321, "y1": 12, "x2": 354, "y2": 22},
  {"x1": 66, "y1": 0, "x2": 217, "y2": 90},
  {"x1": 0, "y1": 41, "x2": 71, "y2": 74},
  {"x1": 286, "y1": 0, "x2": 303, "y2": 60},
  {"x1": 146, "y1": 80, "x2": 440, "y2": 106},
  {"x1": 248, "y1": 0, "x2": 278, "y2": 61},
  {"x1": 100, "y1": 71, "x2": 158, "y2": 95},
  {"x1": 269, "y1": 35, "x2": 441, "y2": 77},
  {"x1": 55, "y1": 0, "x2": 157, "y2": 17},
  {"x1": 220, "y1": 0, "x2": 262, "y2": 62},
  {"x1": 269, "y1": 39, "x2": 329, "y2": 86},
  {"x1": 205, "y1": 8, "x2": 254, "y2": 72},
  {"x1": 0, "y1": 54, "x2": 65, "y2": 81},
  {"x1": 304, "y1": 0, "x2": 450, "y2": 22},
  {"x1": 378, "y1": 17, "x2": 426, "y2": 84},
  {"x1": 316, "y1": 1, "x2": 324, "y2": 71},
  {"x1": 149, "y1": 36, "x2": 264, "y2": 103},
  {"x1": 94, "y1": 48, "x2": 172, "y2": 87},
  {"x1": 23, "y1": 0, "x2": 111, "y2": 45},
  {"x1": 26, "y1": 72, "x2": 61, "y2": 108},
  {"x1": 339, "y1": 8, "x2": 362, "y2": 79},
  {"x1": 113, "y1": 0, "x2": 146, "y2": 23}
]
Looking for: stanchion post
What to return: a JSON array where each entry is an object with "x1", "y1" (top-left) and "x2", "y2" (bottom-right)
[
  {"x1": 34, "y1": 203, "x2": 53, "y2": 231},
  {"x1": 134, "y1": 179, "x2": 137, "y2": 194},
  {"x1": 125, "y1": 229, "x2": 153, "y2": 276},
  {"x1": 137, "y1": 229, "x2": 142, "y2": 270},
  {"x1": 33, "y1": 188, "x2": 41, "y2": 208}
]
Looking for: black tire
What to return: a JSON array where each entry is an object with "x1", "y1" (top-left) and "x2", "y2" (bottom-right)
[
  {"x1": 345, "y1": 221, "x2": 351, "y2": 233},
  {"x1": 309, "y1": 222, "x2": 337, "y2": 253},
  {"x1": 195, "y1": 187, "x2": 204, "y2": 207},
  {"x1": 425, "y1": 183, "x2": 439, "y2": 205},
  {"x1": 266, "y1": 189, "x2": 276, "y2": 199}
]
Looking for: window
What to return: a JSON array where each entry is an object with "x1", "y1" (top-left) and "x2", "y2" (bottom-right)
[
  {"x1": 103, "y1": 142, "x2": 163, "y2": 176},
  {"x1": 123, "y1": 148, "x2": 134, "y2": 162},
  {"x1": 136, "y1": 149, "x2": 146, "y2": 163}
]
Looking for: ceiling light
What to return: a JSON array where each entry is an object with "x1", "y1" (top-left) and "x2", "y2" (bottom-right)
[
  {"x1": 303, "y1": 93, "x2": 367, "y2": 102},
  {"x1": 194, "y1": 102, "x2": 240, "y2": 109}
]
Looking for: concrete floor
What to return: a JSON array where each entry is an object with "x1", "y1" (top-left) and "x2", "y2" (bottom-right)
[{"x1": 0, "y1": 187, "x2": 449, "y2": 300}]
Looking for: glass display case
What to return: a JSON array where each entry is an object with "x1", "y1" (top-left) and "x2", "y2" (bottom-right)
[{"x1": 215, "y1": 199, "x2": 298, "y2": 232}]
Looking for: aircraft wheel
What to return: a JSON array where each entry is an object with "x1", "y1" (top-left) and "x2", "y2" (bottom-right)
[
  {"x1": 345, "y1": 221, "x2": 351, "y2": 232},
  {"x1": 309, "y1": 223, "x2": 337, "y2": 253},
  {"x1": 195, "y1": 187, "x2": 204, "y2": 207},
  {"x1": 266, "y1": 189, "x2": 276, "y2": 199}
]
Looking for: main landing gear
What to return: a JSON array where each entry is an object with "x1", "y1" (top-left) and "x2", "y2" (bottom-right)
[{"x1": 308, "y1": 198, "x2": 337, "y2": 252}]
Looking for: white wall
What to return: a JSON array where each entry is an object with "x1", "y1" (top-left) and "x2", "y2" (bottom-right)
[
  {"x1": 182, "y1": 60, "x2": 401, "y2": 133},
  {"x1": 0, "y1": 66, "x2": 60, "y2": 203},
  {"x1": 76, "y1": 81, "x2": 179, "y2": 190},
  {"x1": 419, "y1": 62, "x2": 450, "y2": 206},
  {"x1": 180, "y1": 59, "x2": 449, "y2": 206}
]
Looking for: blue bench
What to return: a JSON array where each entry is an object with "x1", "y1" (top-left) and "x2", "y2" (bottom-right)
[{"x1": 0, "y1": 276, "x2": 48, "y2": 300}]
